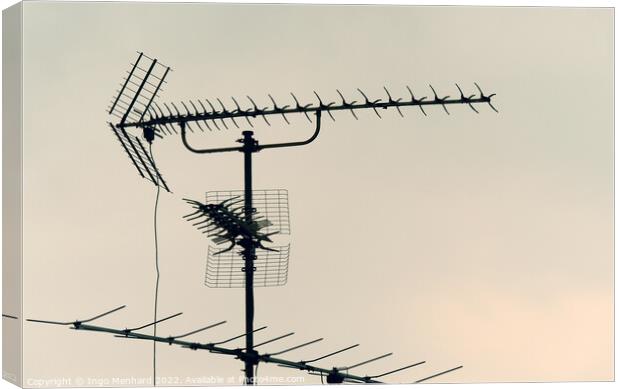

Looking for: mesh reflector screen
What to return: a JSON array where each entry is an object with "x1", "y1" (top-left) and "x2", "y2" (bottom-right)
[
  {"x1": 205, "y1": 189, "x2": 290, "y2": 236},
  {"x1": 205, "y1": 245, "x2": 290, "y2": 288}
]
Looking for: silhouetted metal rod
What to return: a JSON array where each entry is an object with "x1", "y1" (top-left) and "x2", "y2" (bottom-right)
[
  {"x1": 57, "y1": 319, "x2": 372, "y2": 382},
  {"x1": 113, "y1": 327, "x2": 230, "y2": 345},
  {"x1": 125, "y1": 312, "x2": 183, "y2": 332},
  {"x1": 267, "y1": 338, "x2": 324, "y2": 356},
  {"x1": 74, "y1": 323, "x2": 240, "y2": 356},
  {"x1": 82, "y1": 306, "x2": 127, "y2": 323},
  {"x1": 240, "y1": 129, "x2": 258, "y2": 385},
  {"x1": 140, "y1": 65, "x2": 170, "y2": 122},
  {"x1": 341, "y1": 352, "x2": 393, "y2": 370},
  {"x1": 29, "y1": 317, "x2": 458, "y2": 385},
  {"x1": 212, "y1": 326, "x2": 267, "y2": 346},
  {"x1": 302, "y1": 344, "x2": 360, "y2": 364},
  {"x1": 180, "y1": 110, "x2": 322, "y2": 155},
  {"x1": 122, "y1": 93, "x2": 495, "y2": 130},
  {"x1": 110, "y1": 52, "x2": 143, "y2": 115},
  {"x1": 133, "y1": 135, "x2": 171, "y2": 192},
  {"x1": 109, "y1": 124, "x2": 146, "y2": 178},
  {"x1": 120, "y1": 127, "x2": 158, "y2": 183},
  {"x1": 26, "y1": 305, "x2": 127, "y2": 326},
  {"x1": 368, "y1": 361, "x2": 426, "y2": 378},
  {"x1": 121, "y1": 56, "x2": 157, "y2": 124},
  {"x1": 252, "y1": 332, "x2": 295, "y2": 348},
  {"x1": 2, "y1": 314, "x2": 18, "y2": 320},
  {"x1": 413, "y1": 365, "x2": 463, "y2": 383},
  {"x1": 268, "y1": 355, "x2": 382, "y2": 384},
  {"x1": 170, "y1": 320, "x2": 227, "y2": 340}
]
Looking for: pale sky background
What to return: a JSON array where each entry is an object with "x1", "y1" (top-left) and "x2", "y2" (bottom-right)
[{"x1": 15, "y1": 2, "x2": 613, "y2": 386}]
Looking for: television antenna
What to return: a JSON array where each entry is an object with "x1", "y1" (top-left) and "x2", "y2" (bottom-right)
[{"x1": 29, "y1": 51, "x2": 497, "y2": 385}]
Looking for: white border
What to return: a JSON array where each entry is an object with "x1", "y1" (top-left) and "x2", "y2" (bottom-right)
[{"x1": 0, "y1": 1, "x2": 615, "y2": 389}]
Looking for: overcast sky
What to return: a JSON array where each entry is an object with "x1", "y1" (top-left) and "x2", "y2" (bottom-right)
[{"x1": 19, "y1": 2, "x2": 613, "y2": 385}]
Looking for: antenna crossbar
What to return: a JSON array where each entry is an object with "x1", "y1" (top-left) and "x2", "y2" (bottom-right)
[
  {"x1": 44, "y1": 321, "x2": 394, "y2": 384},
  {"x1": 118, "y1": 84, "x2": 497, "y2": 134}
]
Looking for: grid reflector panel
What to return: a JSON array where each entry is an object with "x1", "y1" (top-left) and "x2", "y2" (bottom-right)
[
  {"x1": 205, "y1": 189, "x2": 290, "y2": 236},
  {"x1": 205, "y1": 245, "x2": 290, "y2": 288}
]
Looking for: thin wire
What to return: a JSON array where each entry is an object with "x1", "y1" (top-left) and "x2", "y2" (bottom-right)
[
  {"x1": 254, "y1": 363, "x2": 259, "y2": 385},
  {"x1": 149, "y1": 143, "x2": 161, "y2": 387}
]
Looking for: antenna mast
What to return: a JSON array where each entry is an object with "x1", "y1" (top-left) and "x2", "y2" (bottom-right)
[{"x1": 179, "y1": 110, "x2": 324, "y2": 383}]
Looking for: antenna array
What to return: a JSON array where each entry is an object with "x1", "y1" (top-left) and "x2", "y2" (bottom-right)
[
  {"x1": 107, "y1": 52, "x2": 172, "y2": 191},
  {"x1": 28, "y1": 306, "x2": 462, "y2": 385},
  {"x1": 125, "y1": 84, "x2": 496, "y2": 137},
  {"x1": 28, "y1": 50, "x2": 498, "y2": 385}
]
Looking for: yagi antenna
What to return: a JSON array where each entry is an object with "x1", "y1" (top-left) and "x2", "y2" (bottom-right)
[
  {"x1": 119, "y1": 83, "x2": 497, "y2": 137},
  {"x1": 29, "y1": 306, "x2": 462, "y2": 385},
  {"x1": 107, "y1": 52, "x2": 172, "y2": 191}
]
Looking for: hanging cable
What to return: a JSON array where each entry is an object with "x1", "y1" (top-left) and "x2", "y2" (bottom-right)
[
  {"x1": 254, "y1": 363, "x2": 259, "y2": 385},
  {"x1": 149, "y1": 140, "x2": 161, "y2": 387}
]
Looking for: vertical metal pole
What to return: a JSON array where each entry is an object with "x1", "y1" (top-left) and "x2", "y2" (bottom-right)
[
  {"x1": 242, "y1": 131, "x2": 256, "y2": 385},
  {"x1": 179, "y1": 119, "x2": 324, "y2": 384}
]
